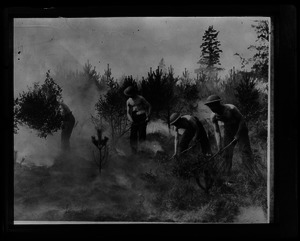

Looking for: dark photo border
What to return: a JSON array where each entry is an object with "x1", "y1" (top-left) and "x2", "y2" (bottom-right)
[{"x1": 2, "y1": 4, "x2": 298, "y2": 240}]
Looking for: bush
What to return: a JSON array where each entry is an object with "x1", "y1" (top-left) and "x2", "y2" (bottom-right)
[
  {"x1": 174, "y1": 82, "x2": 199, "y2": 115},
  {"x1": 140, "y1": 67, "x2": 178, "y2": 120},
  {"x1": 14, "y1": 70, "x2": 63, "y2": 138},
  {"x1": 234, "y1": 71, "x2": 261, "y2": 122},
  {"x1": 119, "y1": 75, "x2": 139, "y2": 94},
  {"x1": 95, "y1": 78, "x2": 128, "y2": 142}
]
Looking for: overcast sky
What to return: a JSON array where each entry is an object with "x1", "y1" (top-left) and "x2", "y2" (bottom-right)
[{"x1": 14, "y1": 17, "x2": 269, "y2": 95}]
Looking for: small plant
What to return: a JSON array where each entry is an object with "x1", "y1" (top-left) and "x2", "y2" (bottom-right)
[{"x1": 91, "y1": 118, "x2": 109, "y2": 174}]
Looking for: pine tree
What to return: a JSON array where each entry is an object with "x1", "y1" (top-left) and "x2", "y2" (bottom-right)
[
  {"x1": 164, "y1": 66, "x2": 178, "y2": 129},
  {"x1": 175, "y1": 68, "x2": 199, "y2": 114},
  {"x1": 14, "y1": 70, "x2": 64, "y2": 138},
  {"x1": 140, "y1": 65, "x2": 178, "y2": 119},
  {"x1": 95, "y1": 66, "x2": 128, "y2": 143},
  {"x1": 120, "y1": 75, "x2": 138, "y2": 95},
  {"x1": 198, "y1": 26, "x2": 223, "y2": 69},
  {"x1": 140, "y1": 67, "x2": 163, "y2": 116},
  {"x1": 234, "y1": 71, "x2": 260, "y2": 122},
  {"x1": 81, "y1": 60, "x2": 102, "y2": 94}
]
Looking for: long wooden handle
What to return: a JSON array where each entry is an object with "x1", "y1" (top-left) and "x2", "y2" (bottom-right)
[{"x1": 207, "y1": 139, "x2": 237, "y2": 162}]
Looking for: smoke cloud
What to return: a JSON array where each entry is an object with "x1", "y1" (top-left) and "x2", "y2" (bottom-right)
[{"x1": 13, "y1": 17, "x2": 269, "y2": 223}]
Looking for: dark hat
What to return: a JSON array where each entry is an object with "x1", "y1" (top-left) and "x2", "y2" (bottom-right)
[
  {"x1": 170, "y1": 112, "x2": 181, "y2": 125},
  {"x1": 204, "y1": 95, "x2": 222, "y2": 105},
  {"x1": 124, "y1": 86, "x2": 137, "y2": 97}
]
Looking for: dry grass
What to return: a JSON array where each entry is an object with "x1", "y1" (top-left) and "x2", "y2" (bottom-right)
[{"x1": 14, "y1": 118, "x2": 268, "y2": 223}]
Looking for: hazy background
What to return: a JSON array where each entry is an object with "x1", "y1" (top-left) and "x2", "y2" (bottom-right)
[
  {"x1": 13, "y1": 16, "x2": 268, "y2": 166},
  {"x1": 14, "y1": 17, "x2": 265, "y2": 94},
  {"x1": 13, "y1": 17, "x2": 269, "y2": 223}
]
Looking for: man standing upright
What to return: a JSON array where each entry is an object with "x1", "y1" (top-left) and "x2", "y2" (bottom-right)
[
  {"x1": 124, "y1": 86, "x2": 151, "y2": 154},
  {"x1": 204, "y1": 94, "x2": 259, "y2": 180}
]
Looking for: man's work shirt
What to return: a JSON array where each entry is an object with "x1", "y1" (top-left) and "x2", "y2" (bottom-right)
[{"x1": 126, "y1": 95, "x2": 150, "y2": 116}]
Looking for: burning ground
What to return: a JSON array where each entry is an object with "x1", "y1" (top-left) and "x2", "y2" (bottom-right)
[
  {"x1": 13, "y1": 18, "x2": 270, "y2": 223},
  {"x1": 14, "y1": 115, "x2": 268, "y2": 223}
]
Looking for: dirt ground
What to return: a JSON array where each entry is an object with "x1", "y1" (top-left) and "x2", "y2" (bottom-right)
[{"x1": 14, "y1": 101, "x2": 268, "y2": 223}]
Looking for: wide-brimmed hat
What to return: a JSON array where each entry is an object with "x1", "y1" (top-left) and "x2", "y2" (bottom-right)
[
  {"x1": 204, "y1": 95, "x2": 222, "y2": 105},
  {"x1": 124, "y1": 86, "x2": 137, "y2": 97},
  {"x1": 170, "y1": 112, "x2": 181, "y2": 125}
]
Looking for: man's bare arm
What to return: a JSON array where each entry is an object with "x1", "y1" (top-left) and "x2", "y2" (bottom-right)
[
  {"x1": 173, "y1": 127, "x2": 179, "y2": 156},
  {"x1": 126, "y1": 100, "x2": 133, "y2": 122},
  {"x1": 212, "y1": 115, "x2": 222, "y2": 150}
]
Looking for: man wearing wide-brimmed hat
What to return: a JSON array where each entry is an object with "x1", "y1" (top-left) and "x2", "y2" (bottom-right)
[
  {"x1": 124, "y1": 86, "x2": 152, "y2": 154},
  {"x1": 170, "y1": 112, "x2": 212, "y2": 157},
  {"x1": 204, "y1": 94, "x2": 257, "y2": 178}
]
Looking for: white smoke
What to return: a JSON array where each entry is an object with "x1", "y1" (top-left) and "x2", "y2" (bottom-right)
[
  {"x1": 14, "y1": 126, "x2": 61, "y2": 167},
  {"x1": 235, "y1": 206, "x2": 267, "y2": 223},
  {"x1": 139, "y1": 141, "x2": 163, "y2": 154}
]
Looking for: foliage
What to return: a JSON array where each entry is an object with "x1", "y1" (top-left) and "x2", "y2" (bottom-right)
[
  {"x1": 195, "y1": 25, "x2": 223, "y2": 82},
  {"x1": 81, "y1": 60, "x2": 102, "y2": 93},
  {"x1": 140, "y1": 66, "x2": 200, "y2": 127},
  {"x1": 234, "y1": 71, "x2": 261, "y2": 122},
  {"x1": 53, "y1": 60, "x2": 104, "y2": 117},
  {"x1": 197, "y1": 68, "x2": 230, "y2": 102},
  {"x1": 14, "y1": 70, "x2": 63, "y2": 138},
  {"x1": 174, "y1": 82, "x2": 199, "y2": 115},
  {"x1": 119, "y1": 75, "x2": 139, "y2": 95},
  {"x1": 161, "y1": 67, "x2": 179, "y2": 128},
  {"x1": 95, "y1": 69, "x2": 128, "y2": 142},
  {"x1": 198, "y1": 25, "x2": 223, "y2": 68},
  {"x1": 91, "y1": 125, "x2": 109, "y2": 174},
  {"x1": 218, "y1": 68, "x2": 241, "y2": 106},
  {"x1": 234, "y1": 20, "x2": 269, "y2": 81},
  {"x1": 174, "y1": 68, "x2": 199, "y2": 114},
  {"x1": 248, "y1": 20, "x2": 270, "y2": 80},
  {"x1": 140, "y1": 66, "x2": 176, "y2": 118}
]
